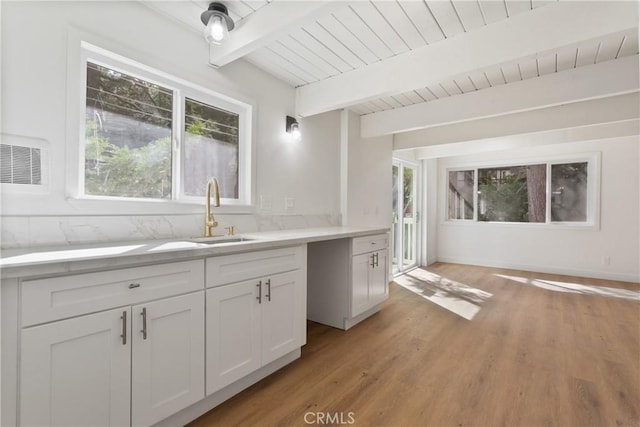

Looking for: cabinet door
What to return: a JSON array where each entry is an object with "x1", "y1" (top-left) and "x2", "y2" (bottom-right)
[
  {"x1": 370, "y1": 250, "x2": 389, "y2": 306},
  {"x1": 351, "y1": 253, "x2": 372, "y2": 317},
  {"x1": 20, "y1": 308, "x2": 130, "y2": 427},
  {"x1": 262, "y1": 270, "x2": 303, "y2": 365},
  {"x1": 131, "y1": 292, "x2": 205, "y2": 426},
  {"x1": 206, "y1": 280, "x2": 261, "y2": 395}
]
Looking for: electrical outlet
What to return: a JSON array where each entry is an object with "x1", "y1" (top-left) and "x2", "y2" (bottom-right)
[
  {"x1": 601, "y1": 256, "x2": 611, "y2": 266},
  {"x1": 284, "y1": 197, "x2": 295, "y2": 211},
  {"x1": 259, "y1": 195, "x2": 272, "y2": 210}
]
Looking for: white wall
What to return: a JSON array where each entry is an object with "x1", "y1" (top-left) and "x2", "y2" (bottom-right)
[
  {"x1": 342, "y1": 110, "x2": 392, "y2": 228},
  {"x1": 0, "y1": 1, "x2": 341, "y2": 247},
  {"x1": 436, "y1": 136, "x2": 640, "y2": 282}
]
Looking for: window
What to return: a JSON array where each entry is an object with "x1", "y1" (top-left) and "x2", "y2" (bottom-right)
[
  {"x1": 477, "y1": 164, "x2": 546, "y2": 223},
  {"x1": 445, "y1": 155, "x2": 598, "y2": 226},
  {"x1": 448, "y1": 170, "x2": 474, "y2": 220},
  {"x1": 183, "y1": 98, "x2": 239, "y2": 198},
  {"x1": 85, "y1": 62, "x2": 173, "y2": 199},
  {"x1": 551, "y1": 162, "x2": 588, "y2": 222},
  {"x1": 80, "y1": 43, "x2": 251, "y2": 205}
]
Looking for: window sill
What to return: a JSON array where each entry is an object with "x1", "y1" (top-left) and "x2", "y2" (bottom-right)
[{"x1": 441, "y1": 220, "x2": 599, "y2": 231}]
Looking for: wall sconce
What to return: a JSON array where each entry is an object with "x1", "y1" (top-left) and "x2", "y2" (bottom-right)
[
  {"x1": 201, "y1": 2, "x2": 235, "y2": 45},
  {"x1": 286, "y1": 116, "x2": 301, "y2": 142}
]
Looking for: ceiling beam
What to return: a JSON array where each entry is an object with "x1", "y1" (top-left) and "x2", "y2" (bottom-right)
[
  {"x1": 409, "y1": 119, "x2": 640, "y2": 160},
  {"x1": 295, "y1": 1, "x2": 639, "y2": 117},
  {"x1": 361, "y1": 54, "x2": 639, "y2": 137},
  {"x1": 208, "y1": 1, "x2": 344, "y2": 68},
  {"x1": 393, "y1": 93, "x2": 640, "y2": 151}
]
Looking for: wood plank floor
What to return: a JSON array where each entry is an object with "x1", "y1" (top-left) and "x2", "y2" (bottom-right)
[{"x1": 188, "y1": 263, "x2": 640, "y2": 427}]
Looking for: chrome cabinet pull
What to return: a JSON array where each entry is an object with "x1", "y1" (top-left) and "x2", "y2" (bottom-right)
[
  {"x1": 128, "y1": 283, "x2": 140, "y2": 289},
  {"x1": 120, "y1": 311, "x2": 127, "y2": 345},
  {"x1": 256, "y1": 280, "x2": 262, "y2": 304},
  {"x1": 370, "y1": 253, "x2": 376, "y2": 268},
  {"x1": 141, "y1": 307, "x2": 147, "y2": 340},
  {"x1": 265, "y1": 279, "x2": 271, "y2": 302}
]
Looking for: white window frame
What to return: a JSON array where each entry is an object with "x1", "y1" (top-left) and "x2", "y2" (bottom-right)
[
  {"x1": 67, "y1": 41, "x2": 253, "y2": 213},
  {"x1": 443, "y1": 152, "x2": 601, "y2": 229},
  {"x1": 446, "y1": 168, "x2": 477, "y2": 222}
]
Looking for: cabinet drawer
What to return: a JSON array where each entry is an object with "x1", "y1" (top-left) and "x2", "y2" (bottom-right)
[
  {"x1": 206, "y1": 246, "x2": 304, "y2": 288},
  {"x1": 21, "y1": 260, "x2": 204, "y2": 327},
  {"x1": 352, "y1": 233, "x2": 388, "y2": 255}
]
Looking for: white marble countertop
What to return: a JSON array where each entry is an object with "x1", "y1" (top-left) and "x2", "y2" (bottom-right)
[{"x1": 0, "y1": 226, "x2": 389, "y2": 279}]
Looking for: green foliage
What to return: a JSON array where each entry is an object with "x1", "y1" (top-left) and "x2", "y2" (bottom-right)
[
  {"x1": 85, "y1": 121, "x2": 171, "y2": 199},
  {"x1": 84, "y1": 63, "x2": 240, "y2": 201},
  {"x1": 478, "y1": 171, "x2": 529, "y2": 222},
  {"x1": 186, "y1": 120, "x2": 207, "y2": 136},
  {"x1": 185, "y1": 99, "x2": 239, "y2": 145},
  {"x1": 402, "y1": 167, "x2": 414, "y2": 217}
]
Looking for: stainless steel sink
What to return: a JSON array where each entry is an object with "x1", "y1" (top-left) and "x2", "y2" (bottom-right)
[{"x1": 187, "y1": 236, "x2": 254, "y2": 245}]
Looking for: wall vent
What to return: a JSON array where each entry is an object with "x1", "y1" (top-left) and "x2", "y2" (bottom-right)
[{"x1": 0, "y1": 143, "x2": 43, "y2": 185}]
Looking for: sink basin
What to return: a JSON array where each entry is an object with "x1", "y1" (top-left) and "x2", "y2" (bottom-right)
[{"x1": 187, "y1": 236, "x2": 254, "y2": 245}]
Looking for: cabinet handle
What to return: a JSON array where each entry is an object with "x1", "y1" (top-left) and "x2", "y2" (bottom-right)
[
  {"x1": 265, "y1": 279, "x2": 271, "y2": 302},
  {"x1": 256, "y1": 280, "x2": 262, "y2": 304},
  {"x1": 370, "y1": 253, "x2": 376, "y2": 268},
  {"x1": 141, "y1": 307, "x2": 147, "y2": 340},
  {"x1": 120, "y1": 311, "x2": 127, "y2": 345},
  {"x1": 375, "y1": 252, "x2": 379, "y2": 267},
  {"x1": 128, "y1": 283, "x2": 140, "y2": 289}
]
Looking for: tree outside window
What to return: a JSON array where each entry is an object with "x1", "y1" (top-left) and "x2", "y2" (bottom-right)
[
  {"x1": 84, "y1": 61, "x2": 242, "y2": 202},
  {"x1": 447, "y1": 159, "x2": 593, "y2": 225},
  {"x1": 477, "y1": 165, "x2": 546, "y2": 223}
]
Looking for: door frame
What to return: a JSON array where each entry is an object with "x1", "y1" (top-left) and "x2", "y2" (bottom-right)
[{"x1": 392, "y1": 158, "x2": 421, "y2": 276}]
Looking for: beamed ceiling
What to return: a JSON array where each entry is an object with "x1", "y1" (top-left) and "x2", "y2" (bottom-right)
[{"x1": 142, "y1": 0, "x2": 639, "y2": 137}]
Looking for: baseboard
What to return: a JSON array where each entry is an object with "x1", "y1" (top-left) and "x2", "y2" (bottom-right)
[
  {"x1": 436, "y1": 256, "x2": 640, "y2": 283},
  {"x1": 425, "y1": 257, "x2": 438, "y2": 266},
  {"x1": 344, "y1": 304, "x2": 382, "y2": 330},
  {"x1": 153, "y1": 349, "x2": 301, "y2": 427}
]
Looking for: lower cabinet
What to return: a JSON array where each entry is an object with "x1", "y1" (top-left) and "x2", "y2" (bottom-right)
[
  {"x1": 9, "y1": 246, "x2": 307, "y2": 426},
  {"x1": 19, "y1": 292, "x2": 204, "y2": 426},
  {"x1": 307, "y1": 233, "x2": 389, "y2": 330},
  {"x1": 351, "y1": 249, "x2": 389, "y2": 318},
  {"x1": 206, "y1": 269, "x2": 304, "y2": 394},
  {"x1": 131, "y1": 292, "x2": 205, "y2": 426},
  {"x1": 20, "y1": 307, "x2": 131, "y2": 427}
]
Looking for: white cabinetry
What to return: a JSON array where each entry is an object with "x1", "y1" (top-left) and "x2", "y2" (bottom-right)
[
  {"x1": 20, "y1": 308, "x2": 131, "y2": 427},
  {"x1": 131, "y1": 292, "x2": 204, "y2": 426},
  {"x1": 18, "y1": 260, "x2": 205, "y2": 427},
  {"x1": 308, "y1": 233, "x2": 389, "y2": 330},
  {"x1": 351, "y1": 234, "x2": 389, "y2": 318},
  {"x1": 205, "y1": 246, "x2": 306, "y2": 394}
]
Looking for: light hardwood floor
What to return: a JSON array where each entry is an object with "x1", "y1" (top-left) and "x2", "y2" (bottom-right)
[{"x1": 189, "y1": 263, "x2": 640, "y2": 427}]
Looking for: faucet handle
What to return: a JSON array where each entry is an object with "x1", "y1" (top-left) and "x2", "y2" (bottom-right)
[{"x1": 225, "y1": 226, "x2": 235, "y2": 236}]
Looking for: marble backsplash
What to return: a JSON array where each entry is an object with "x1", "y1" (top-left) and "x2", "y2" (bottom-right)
[{"x1": 0, "y1": 213, "x2": 341, "y2": 249}]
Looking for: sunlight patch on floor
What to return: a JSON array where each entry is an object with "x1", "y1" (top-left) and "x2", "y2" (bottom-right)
[
  {"x1": 394, "y1": 269, "x2": 493, "y2": 320},
  {"x1": 495, "y1": 274, "x2": 640, "y2": 301}
]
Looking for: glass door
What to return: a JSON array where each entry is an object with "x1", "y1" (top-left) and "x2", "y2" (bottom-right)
[
  {"x1": 392, "y1": 160, "x2": 419, "y2": 275},
  {"x1": 392, "y1": 164, "x2": 400, "y2": 273}
]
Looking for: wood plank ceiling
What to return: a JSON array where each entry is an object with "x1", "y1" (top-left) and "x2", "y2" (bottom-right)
[{"x1": 143, "y1": 0, "x2": 639, "y2": 117}]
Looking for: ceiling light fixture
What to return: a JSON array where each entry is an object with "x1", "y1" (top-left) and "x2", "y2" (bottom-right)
[
  {"x1": 201, "y1": 2, "x2": 235, "y2": 45},
  {"x1": 286, "y1": 116, "x2": 301, "y2": 142}
]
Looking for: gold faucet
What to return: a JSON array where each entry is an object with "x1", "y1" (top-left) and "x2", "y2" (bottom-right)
[{"x1": 204, "y1": 177, "x2": 220, "y2": 237}]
